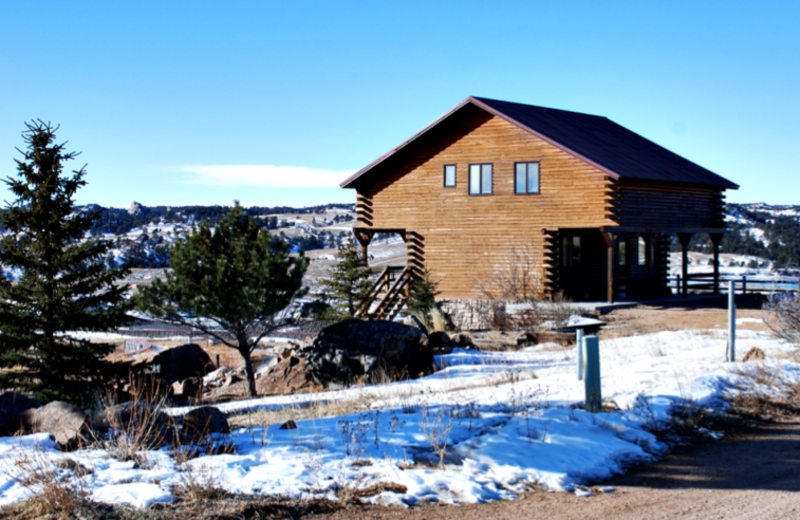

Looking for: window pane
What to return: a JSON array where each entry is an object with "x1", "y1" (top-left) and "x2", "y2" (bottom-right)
[
  {"x1": 638, "y1": 236, "x2": 646, "y2": 265},
  {"x1": 527, "y1": 163, "x2": 539, "y2": 193},
  {"x1": 618, "y1": 241, "x2": 626, "y2": 266},
  {"x1": 444, "y1": 165, "x2": 456, "y2": 187},
  {"x1": 481, "y1": 164, "x2": 492, "y2": 194},
  {"x1": 469, "y1": 165, "x2": 480, "y2": 194},
  {"x1": 515, "y1": 163, "x2": 526, "y2": 193},
  {"x1": 562, "y1": 236, "x2": 570, "y2": 267},
  {"x1": 572, "y1": 236, "x2": 581, "y2": 266}
]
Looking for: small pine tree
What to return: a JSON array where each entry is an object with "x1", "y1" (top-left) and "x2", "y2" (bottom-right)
[
  {"x1": 318, "y1": 239, "x2": 374, "y2": 321},
  {"x1": 137, "y1": 203, "x2": 308, "y2": 397},
  {"x1": 407, "y1": 269, "x2": 441, "y2": 317},
  {"x1": 0, "y1": 121, "x2": 132, "y2": 404}
]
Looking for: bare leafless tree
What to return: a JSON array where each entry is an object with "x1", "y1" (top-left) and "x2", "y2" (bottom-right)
[{"x1": 764, "y1": 294, "x2": 800, "y2": 345}]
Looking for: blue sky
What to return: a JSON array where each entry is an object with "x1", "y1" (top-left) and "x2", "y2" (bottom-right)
[{"x1": 1, "y1": 1, "x2": 798, "y2": 208}]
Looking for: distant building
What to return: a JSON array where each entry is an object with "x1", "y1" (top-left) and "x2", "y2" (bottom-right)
[{"x1": 124, "y1": 340, "x2": 154, "y2": 354}]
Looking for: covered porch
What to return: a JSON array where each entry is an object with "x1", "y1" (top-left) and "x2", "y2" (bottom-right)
[{"x1": 548, "y1": 226, "x2": 725, "y2": 303}]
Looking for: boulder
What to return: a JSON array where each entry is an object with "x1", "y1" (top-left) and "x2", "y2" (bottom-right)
[
  {"x1": 257, "y1": 354, "x2": 316, "y2": 395},
  {"x1": 451, "y1": 333, "x2": 474, "y2": 349},
  {"x1": 94, "y1": 401, "x2": 172, "y2": 441},
  {"x1": 0, "y1": 392, "x2": 40, "y2": 432},
  {"x1": 149, "y1": 344, "x2": 215, "y2": 386},
  {"x1": 4, "y1": 401, "x2": 89, "y2": 449},
  {"x1": 305, "y1": 319, "x2": 432, "y2": 387},
  {"x1": 424, "y1": 331, "x2": 454, "y2": 354},
  {"x1": 171, "y1": 377, "x2": 200, "y2": 398},
  {"x1": 203, "y1": 366, "x2": 231, "y2": 388},
  {"x1": 181, "y1": 406, "x2": 229, "y2": 439},
  {"x1": 743, "y1": 347, "x2": 766, "y2": 362}
]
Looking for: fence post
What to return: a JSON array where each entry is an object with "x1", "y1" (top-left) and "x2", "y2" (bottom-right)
[
  {"x1": 727, "y1": 280, "x2": 736, "y2": 362},
  {"x1": 576, "y1": 328, "x2": 584, "y2": 381},
  {"x1": 584, "y1": 336, "x2": 602, "y2": 412},
  {"x1": 742, "y1": 275, "x2": 747, "y2": 295},
  {"x1": 675, "y1": 274, "x2": 680, "y2": 295}
]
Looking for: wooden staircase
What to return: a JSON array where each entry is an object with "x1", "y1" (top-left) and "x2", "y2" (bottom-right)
[{"x1": 356, "y1": 266, "x2": 411, "y2": 321}]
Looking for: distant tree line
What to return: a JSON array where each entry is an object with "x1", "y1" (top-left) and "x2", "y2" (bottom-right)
[{"x1": 669, "y1": 204, "x2": 800, "y2": 267}]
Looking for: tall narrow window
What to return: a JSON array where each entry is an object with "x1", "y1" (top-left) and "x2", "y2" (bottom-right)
[
  {"x1": 562, "y1": 235, "x2": 581, "y2": 267},
  {"x1": 618, "y1": 240, "x2": 626, "y2": 266},
  {"x1": 637, "y1": 236, "x2": 647, "y2": 266},
  {"x1": 444, "y1": 164, "x2": 456, "y2": 187},
  {"x1": 469, "y1": 164, "x2": 493, "y2": 195},
  {"x1": 514, "y1": 162, "x2": 540, "y2": 194}
]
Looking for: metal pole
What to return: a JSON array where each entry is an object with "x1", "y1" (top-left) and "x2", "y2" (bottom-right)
[
  {"x1": 584, "y1": 336, "x2": 602, "y2": 413},
  {"x1": 576, "y1": 328, "x2": 584, "y2": 381},
  {"x1": 728, "y1": 280, "x2": 736, "y2": 362}
]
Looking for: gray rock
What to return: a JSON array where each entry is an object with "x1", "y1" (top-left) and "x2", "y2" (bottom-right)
[
  {"x1": 0, "y1": 392, "x2": 40, "y2": 432},
  {"x1": 305, "y1": 319, "x2": 433, "y2": 386},
  {"x1": 171, "y1": 377, "x2": 200, "y2": 398},
  {"x1": 425, "y1": 331, "x2": 454, "y2": 354},
  {"x1": 181, "y1": 406, "x2": 229, "y2": 439},
  {"x1": 149, "y1": 344, "x2": 215, "y2": 386},
  {"x1": 4, "y1": 401, "x2": 89, "y2": 449}
]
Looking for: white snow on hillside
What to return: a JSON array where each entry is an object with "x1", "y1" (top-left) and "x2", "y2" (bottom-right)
[{"x1": 1, "y1": 330, "x2": 798, "y2": 509}]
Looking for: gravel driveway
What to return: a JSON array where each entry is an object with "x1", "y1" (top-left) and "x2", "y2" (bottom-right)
[{"x1": 309, "y1": 416, "x2": 800, "y2": 520}]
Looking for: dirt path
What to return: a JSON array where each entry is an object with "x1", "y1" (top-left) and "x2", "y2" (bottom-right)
[{"x1": 310, "y1": 417, "x2": 800, "y2": 520}]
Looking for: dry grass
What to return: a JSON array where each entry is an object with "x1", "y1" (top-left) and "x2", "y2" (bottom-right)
[
  {"x1": 0, "y1": 442, "x2": 95, "y2": 518},
  {"x1": 724, "y1": 363, "x2": 800, "y2": 420},
  {"x1": 228, "y1": 364, "x2": 538, "y2": 430}
]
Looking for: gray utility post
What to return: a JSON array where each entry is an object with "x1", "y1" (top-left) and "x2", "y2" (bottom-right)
[
  {"x1": 576, "y1": 328, "x2": 584, "y2": 381},
  {"x1": 727, "y1": 279, "x2": 736, "y2": 362},
  {"x1": 584, "y1": 335, "x2": 602, "y2": 413}
]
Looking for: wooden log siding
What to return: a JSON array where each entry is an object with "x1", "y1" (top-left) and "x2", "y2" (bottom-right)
[
  {"x1": 613, "y1": 183, "x2": 726, "y2": 228},
  {"x1": 355, "y1": 108, "x2": 614, "y2": 300}
]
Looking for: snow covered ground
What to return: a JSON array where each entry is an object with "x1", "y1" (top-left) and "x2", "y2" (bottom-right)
[{"x1": 1, "y1": 329, "x2": 799, "y2": 509}]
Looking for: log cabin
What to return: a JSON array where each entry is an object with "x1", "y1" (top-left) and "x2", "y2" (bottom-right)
[{"x1": 340, "y1": 96, "x2": 738, "y2": 317}]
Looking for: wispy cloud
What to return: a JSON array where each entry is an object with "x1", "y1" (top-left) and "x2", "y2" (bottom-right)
[{"x1": 178, "y1": 164, "x2": 356, "y2": 188}]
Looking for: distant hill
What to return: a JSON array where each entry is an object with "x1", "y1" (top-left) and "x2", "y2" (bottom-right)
[
  {"x1": 674, "y1": 203, "x2": 800, "y2": 267},
  {"x1": 2, "y1": 200, "x2": 796, "y2": 273},
  {"x1": 0, "y1": 203, "x2": 357, "y2": 272}
]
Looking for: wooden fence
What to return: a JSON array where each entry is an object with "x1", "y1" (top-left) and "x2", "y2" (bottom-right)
[{"x1": 669, "y1": 274, "x2": 799, "y2": 295}]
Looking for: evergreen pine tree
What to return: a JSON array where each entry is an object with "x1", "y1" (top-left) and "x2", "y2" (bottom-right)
[
  {"x1": 137, "y1": 203, "x2": 308, "y2": 397},
  {"x1": 0, "y1": 121, "x2": 131, "y2": 404},
  {"x1": 318, "y1": 239, "x2": 374, "y2": 321},
  {"x1": 407, "y1": 269, "x2": 442, "y2": 317}
]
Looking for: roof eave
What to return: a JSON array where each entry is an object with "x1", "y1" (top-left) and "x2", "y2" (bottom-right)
[{"x1": 339, "y1": 97, "x2": 476, "y2": 189}]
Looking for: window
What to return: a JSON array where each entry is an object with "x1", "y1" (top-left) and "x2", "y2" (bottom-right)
[
  {"x1": 618, "y1": 240, "x2": 626, "y2": 266},
  {"x1": 515, "y1": 162, "x2": 540, "y2": 194},
  {"x1": 562, "y1": 235, "x2": 581, "y2": 267},
  {"x1": 637, "y1": 236, "x2": 647, "y2": 266},
  {"x1": 444, "y1": 164, "x2": 456, "y2": 187},
  {"x1": 469, "y1": 164, "x2": 493, "y2": 195}
]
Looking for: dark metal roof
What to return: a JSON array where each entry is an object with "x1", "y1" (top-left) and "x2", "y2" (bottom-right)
[{"x1": 341, "y1": 96, "x2": 739, "y2": 190}]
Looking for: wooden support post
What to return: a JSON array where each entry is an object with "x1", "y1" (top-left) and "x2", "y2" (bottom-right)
[
  {"x1": 352, "y1": 228, "x2": 375, "y2": 267},
  {"x1": 601, "y1": 229, "x2": 620, "y2": 304},
  {"x1": 677, "y1": 233, "x2": 693, "y2": 298},
  {"x1": 710, "y1": 233, "x2": 723, "y2": 296},
  {"x1": 645, "y1": 232, "x2": 655, "y2": 300}
]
